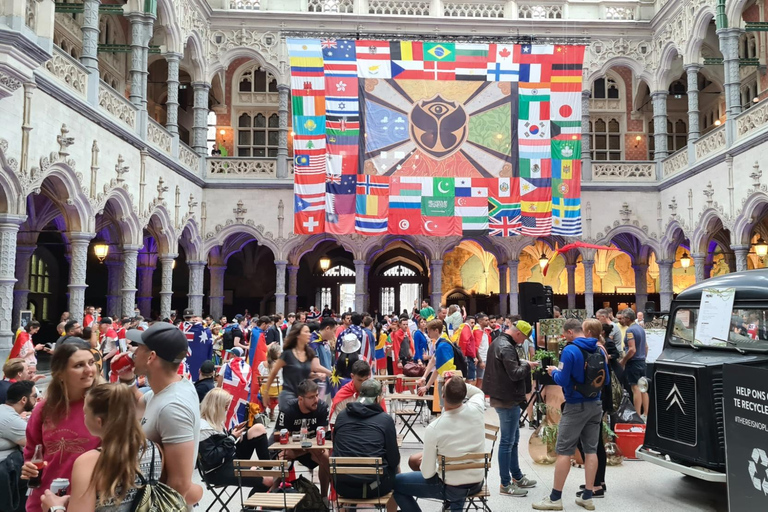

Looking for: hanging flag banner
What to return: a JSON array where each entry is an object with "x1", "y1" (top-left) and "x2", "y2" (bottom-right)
[{"x1": 289, "y1": 39, "x2": 585, "y2": 237}]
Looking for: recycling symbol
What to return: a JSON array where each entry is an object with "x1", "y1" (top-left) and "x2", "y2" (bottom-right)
[{"x1": 748, "y1": 448, "x2": 768, "y2": 494}]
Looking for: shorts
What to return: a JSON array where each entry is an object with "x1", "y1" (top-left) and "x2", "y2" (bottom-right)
[
  {"x1": 296, "y1": 452, "x2": 319, "y2": 470},
  {"x1": 624, "y1": 359, "x2": 647, "y2": 386},
  {"x1": 476, "y1": 365, "x2": 485, "y2": 380},
  {"x1": 466, "y1": 358, "x2": 477, "y2": 380},
  {"x1": 555, "y1": 400, "x2": 603, "y2": 456}
]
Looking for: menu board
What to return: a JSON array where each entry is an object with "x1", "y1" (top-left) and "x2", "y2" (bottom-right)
[{"x1": 695, "y1": 287, "x2": 736, "y2": 346}]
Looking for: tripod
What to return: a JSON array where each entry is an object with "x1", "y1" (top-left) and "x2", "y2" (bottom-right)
[{"x1": 519, "y1": 373, "x2": 546, "y2": 429}]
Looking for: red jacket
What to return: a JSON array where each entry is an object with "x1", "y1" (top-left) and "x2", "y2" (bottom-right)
[{"x1": 458, "y1": 324, "x2": 476, "y2": 358}]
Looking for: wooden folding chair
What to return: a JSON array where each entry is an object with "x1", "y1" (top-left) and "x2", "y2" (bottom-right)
[
  {"x1": 330, "y1": 457, "x2": 394, "y2": 511},
  {"x1": 234, "y1": 459, "x2": 306, "y2": 511},
  {"x1": 484, "y1": 423, "x2": 500, "y2": 458},
  {"x1": 196, "y1": 457, "x2": 237, "y2": 512},
  {"x1": 438, "y1": 452, "x2": 492, "y2": 512}
]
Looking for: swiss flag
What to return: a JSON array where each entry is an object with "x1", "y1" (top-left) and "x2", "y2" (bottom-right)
[
  {"x1": 422, "y1": 216, "x2": 461, "y2": 236},
  {"x1": 295, "y1": 211, "x2": 324, "y2": 235}
]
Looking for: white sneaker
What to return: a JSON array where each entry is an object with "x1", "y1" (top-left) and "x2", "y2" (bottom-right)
[
  {"x1": 576, "y1": 496, "x2": 596, "y2": 510},
  {"x1": 532, "y1": 497, "x2": 564, "y2": 510}
]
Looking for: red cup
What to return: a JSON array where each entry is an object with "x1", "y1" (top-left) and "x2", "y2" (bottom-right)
[{"x1": 111, "y1": 352, "x2": 135, "y2": 376}]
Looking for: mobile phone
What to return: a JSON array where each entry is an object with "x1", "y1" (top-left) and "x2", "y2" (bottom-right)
[{"x1": 236, "y1": 421, "x2": 248, "y2": 429}]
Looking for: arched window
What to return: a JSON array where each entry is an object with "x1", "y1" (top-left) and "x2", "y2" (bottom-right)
[
  {"x1": 589, "y1": 117, "x2": 621, "y2": 160},
  {"x1": 382, "y1": 265, "x2": 417, "y2": 277},
  {"x1": 324, "y1": 265, "x2": 355, "y2": 277},
  {"x1": 233, "y1": 63, "x2": 282, "y2": 158},
  {"x1": 28, "y1": 253, "x2": 50, "y2": 322},
  {"x1": 238, "y1": 66, "x2": 278, "y2": 94},
  {"x1": 592, "y1": 77, "x2": 620, "y2": 99}
]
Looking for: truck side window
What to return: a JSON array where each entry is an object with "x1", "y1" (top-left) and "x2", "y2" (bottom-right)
[{"x1": 672, "y1": 309, "x2": 696, "y2": 345}]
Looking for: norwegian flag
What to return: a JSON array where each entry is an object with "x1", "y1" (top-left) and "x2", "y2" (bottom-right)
[{"x1": 221, "y1": 357, "x2": 251, "y2": 429}]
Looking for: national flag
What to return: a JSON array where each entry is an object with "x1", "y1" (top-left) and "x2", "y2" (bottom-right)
[
  {"x1": 552, "y1": 139, "x2": 580, "y2": 160},
  {"x1": 288, "y1": 39, "x2": 323, "y2": 58},
  {"x1": 390, "y1": 41, "x2": 423, "y2": 61},
  {"x1": 487, "y1": 43, "x2": 519, "y2": 81},
  {"x1": 326, "y1": 174, "x2": 356, "y2": 195},
  {"x1": 455, "y1": 177, "x2": 490, "y2": 197},
  {"x1": 421, "y1": 196, "x2": 454, "y2": 217},
  {"x1": 327, "y1": 115, "x2": 360, "y2": 132},
  {"x1": 293, "y1": 136, "x2": 326, "y2": 151},
  {"x1": 294, "y1": 192, "x2": 325, "y2": 212},
  {"x1": 291, "y1": 76, "x2": 324, "y2": 94},
  {"x1": 520, "y1": 158, "x2": 551, "y2": 178},
  {"x1": 326, "y1": 152, "x2": 358, "y2": 176},
  {"x1": 221, "y1": 357, "x2": 251, "y2": 429},
  {"x1": 356, "y1": 40, "x2": 391, "y2": 78},
  {"x1": 551, "y1": 120, "x2": 581, "y2": 139},
  {"x1": 357, "y1": 174, "x2": 389, "y2": 195},
  {"x1": 422, "y1": 177, "x2": 454, "y2": 197},
  {"x1": 389, "y1": 177, "x2": 424, "y2": 208},
  {"x1": 424, "y1": 42, "x2": 455, "y2": 62},
  {"x1": 391, "y1": 60, "x2": 429, "y2": 80},
  {"x1": 292, "y1": 95, "x2": 326, "y2": 117},
  {"x1": 455, "y1": 43, "x2": 488, "y2": 81},
  {"x1": 455, "y1": 195, "x2": 488, "y2": 233},
  {"x1": 486, "y1": 62, "x2": 520, "y2": 82},
  {"x1": 424, "y1": 60, "x2": 455, "y2": 80},
  {"x1": 489, "y1": 214, "x2": 521, "y2": 237},
  {"x1": 521, "y1": 215, "x2": 553, "y2": 237},
  {"x1": 321, "y1": 38, "x2": 337, "y2": 49},
  {"x1": 422, "y1": 215, "x2": 461, "y2": 236},
  {"x1": 326, "y1": 97, "x2": 359, "y2": 116},
  {"x1": 355, "y1": 194, "x2": 389, "y2": 234},
  {"x1": 295, "y1": 116, "x2": 325, "y2": 136},
  {"x1": 324, "y1": 39, "x2": 358, "y2": 76},
  {"x1": 326, "y1": 76, "x2": 357, "y2": 97},
  {"x1": 295, "y1": 181, "x2": 325, "y2": 197},
  {"x1": 296, "y1": 211, "x2": 324, "y2": 234}
]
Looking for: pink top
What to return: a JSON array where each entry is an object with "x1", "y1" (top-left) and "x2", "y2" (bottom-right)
[{"x1": 24, "y1": 399, "x2": 101, "y2": 512}]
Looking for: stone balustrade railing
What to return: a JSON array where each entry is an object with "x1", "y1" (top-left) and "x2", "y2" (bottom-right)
[
  {"x1": 693, "y1": 126, "x2": 726, "y2": 161},
  {"x1": 147, "y1": 118, "x2": 172, "y2": 155},
  {"x1": 179, "y1": 143, "x2": 201, "y2": 172},
  {"x1": 225, "y1": 0, "x2": 646, "y2": 19},
  {"x1": 207, "y1": 157, "x2": 277, "y2": 177},
  {"x1": 737, "y1": 99, "x2": 768, "y2": 139},
  {"x1": 662, "y1": 147, "x2": 689, "y2": 177},
  {"x1": 592, "y1": 161, "x2": 655, "y2": 181},
  {"x1": 98, "y1": 80, "x2": 137, "y2": 130},
  {"x1": 43, "y1": 46, "x2": 88, "y2": 99}
]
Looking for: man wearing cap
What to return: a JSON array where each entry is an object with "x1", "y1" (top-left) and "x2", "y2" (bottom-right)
[
  {"x1": 482, "y1": 318, "x2": 540, "y2": 498},
  {"x1": 332, "y1": 378, "x2": 399, "y2": 504},
  {"x1": 119, "y1": 323, "x2": 203, "y2": 506},
  {"x1": 195, "y1": 360, "x2": 217, "y2": 402}
]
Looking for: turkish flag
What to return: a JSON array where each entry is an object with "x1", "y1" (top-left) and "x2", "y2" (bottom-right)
[{"x1": 422, "y1": 216, "x2": 461, "y2": 236}]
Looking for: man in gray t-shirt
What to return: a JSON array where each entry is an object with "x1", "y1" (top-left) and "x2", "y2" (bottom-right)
[
  {"x1": 0, "y1": 381, "x2": 37, "y2": 461},
  {"x1": 121, "y1": 323, "x2": 203, "y2": 506}
]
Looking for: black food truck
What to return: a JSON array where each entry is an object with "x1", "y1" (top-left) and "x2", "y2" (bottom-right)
[{"x1": 637, "y1": 270, "x2": 768, "y2": 482}]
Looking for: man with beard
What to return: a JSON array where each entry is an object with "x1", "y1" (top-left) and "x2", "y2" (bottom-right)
[{"x1": 0, "y1": 380, "x2": 38, "y2": 458}]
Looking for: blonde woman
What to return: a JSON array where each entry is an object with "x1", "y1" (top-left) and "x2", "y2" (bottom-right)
[
  {"x1": 40, "y1": 383, "x2": 162, "y2": 512},
  {"x1": 198, "y1": 388, "x2": 273, "y2": 494}
]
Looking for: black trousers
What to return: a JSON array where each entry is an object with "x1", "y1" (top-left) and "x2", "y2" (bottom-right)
[
  {"x1": 577, "y1": 433, "x2": 607, "y2": 486},
  {"x1": 336, "y1": 474, "x2": 394, "y2": 499},
  {"x1": 205, "y1": 433, "x2": 271, "y2": 494}
]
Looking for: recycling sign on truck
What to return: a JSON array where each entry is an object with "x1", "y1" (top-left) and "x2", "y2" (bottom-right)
[{"x1": 724, "y1": 364, "x2": 768, "y2": 510}]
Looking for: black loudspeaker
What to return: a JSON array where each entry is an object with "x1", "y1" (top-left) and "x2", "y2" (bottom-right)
[
  {"x1": 645, "y1": 301, "x2": 656, "y2": 322},
  {"x1": 519, "y1": 282, "x2": 550, "y2": 324}
]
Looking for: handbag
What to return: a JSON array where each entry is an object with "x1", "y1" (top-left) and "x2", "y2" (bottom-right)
[
  {"x1": 129, "y1": 442, "x2": 187, "y2": 512},
  {"x1": 403, "y1": 361, "x2": 425, "y2": 377}
]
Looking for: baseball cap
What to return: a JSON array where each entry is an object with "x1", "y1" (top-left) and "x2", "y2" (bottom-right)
[
  {"x1": 233, "y1": 314, "x2": 244, "y2": 322},
  {"x1": 514, "y1": 320, "x2": 533, "y2": 340},
  {"x1": 126, "y1": 323, "x2": 188, "y2": 363},
  {"x1": 183, "y1": 308, "x2": 194, "y2": 318},
  {"x1": 358, "y1": 379, "x2": 383, "y2": 405},
  {"x1": 228, "y1": 347, "x2": 245, "y2": 358},
  {"x1": 200, "y1": 360, "x2": 216, "y2": 374}
]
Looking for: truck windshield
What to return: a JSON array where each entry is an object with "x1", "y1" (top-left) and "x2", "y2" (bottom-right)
[{"x1": 670, "y1": 307, "x2": 768, "y2": 351}]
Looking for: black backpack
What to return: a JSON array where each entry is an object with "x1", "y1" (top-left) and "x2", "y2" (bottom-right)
[
  {"x1": 437, "y1": 339, "x2": 467, "y2": 377},
  {"x1": 573, "y1": 347, "x2": 607, "y2": 399},
  {"x1": 222, "y1": 325, "x2": 236, "y2": 351}
]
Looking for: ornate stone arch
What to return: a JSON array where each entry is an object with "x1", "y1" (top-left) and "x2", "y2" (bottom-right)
[
  {"x1": 144, "y1": 203, "x2": 177, "y2": 255},
  {"x1": 659, "y1": 218, "x2": 689, "y2": 260},
  {"x1": 585, "y1": 56, "x2": 653, "y2": 90},
  {"x1": 178, "y1": 216, "x2": 203, "y2": 261},
  {"x1": 731, "y1": 191, "x2": 768, "y2": 246},
  {"x1": 182, "y1": 31, "x2": 207, "y2": 82},
  {"x1": 727, "y1": 0, "x2": 751, "y2": 29},
  {"x1": 202, "y1": 222, "x2": 280, "y2": 262},
  {"x1": 285, "y1": 234, "x2": 343, "y2": 265},
  {"x1": 685, "y1": 7, "x2": 717, "y2": 65},
  {"x1": 691, "y1": 208, "x2": 729, "y2": 254},
  {"x1": 363, "y1": 235, "x2": 433, "y2": 265},
  {"x1": 155, "y1": 0, "x2": 182, "y2": 55},
  {"x1": 208, "y1": 47, "x2": 284, "y2": 86},
  {"x1": 656, "y1": 41, "x2": 684, "y2": 91},
  {"x1": 33, "y1": 162, "x2": 94, "y2": 234},
  {"x1": 0, "y1": 140, "x2": 23, "y2": 215},
  {"x1": 595, "y1": 225, "x2": 660, "y2": 262}
]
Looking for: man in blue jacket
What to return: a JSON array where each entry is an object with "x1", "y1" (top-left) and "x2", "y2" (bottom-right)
[{"x1": 533, "y1": 319, "x2": 609, "y2": 512}]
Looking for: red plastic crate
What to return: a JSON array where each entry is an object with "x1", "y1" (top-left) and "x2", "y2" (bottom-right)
[{"x1": 614, "y1": 423, "x2": 646, "y2": 460}]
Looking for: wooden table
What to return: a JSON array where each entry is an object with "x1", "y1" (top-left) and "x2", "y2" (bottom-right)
[
  {"x1": 272, "y1": 439, "x2": 333, "y2": 451},
  {"x1": 388, "y1": 394, "x2": 434, "y2": 443}
]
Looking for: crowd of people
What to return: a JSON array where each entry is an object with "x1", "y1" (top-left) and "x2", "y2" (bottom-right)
[{"x1": 0, "y1": 299, "x2": 649, "y2": 512}]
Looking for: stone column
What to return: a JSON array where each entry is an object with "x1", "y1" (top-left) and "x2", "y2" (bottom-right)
[
  {"x1": 136, "y1": 264, "x2": 155, "y2": 317},
  {"x1": 354, "y1": 260, "x2": 366, "y2": 313},
  {"x1": 692, "y1": 253, "x2": 706, "y2": 284},
  {"x1": 364, "y1": 264, "x2": 371, "y2": 312},
  {"x1": 652, "y1": 91, "x2": 669, "y2": 161},
  {"x1": 187, "y1": 260, "x2": 206, "y2": 316},
  {"x1": 718, "y1": 28, "x2": 742, "y2": 119},
  {"x1": 128, "y1": 15, "x2": 144, "y2": 108},
  {"x1": 0, "y1": 215, "x2": 24, "y2": 351},
  {"x1": 583, "y1": 259, "x2": 595, "y2": 318},
  {"x1": 192, "y1": 82, "x2": 211, "y2": 155},
  {"x1": 685, "y1": 64, "x2": 701, "y2": 143},
  {"x1": 165, "y1": 53, "x2": 181, "y2": 136},
  {"x1": 508, "y1": 259, "x2": 519, "y2": 316},
  {"x1": 657, "y1": 260, "x2": 674, "y2": 312},
  {"x1": 274, "y1": 260, "x2": 287, "y2": 315},
  {"x1": 732, "y1": 245, "x2": 749, "y2": 273},
  {"x1": 159, "y1": 254, "x2": 175, "y2": 319},
  {"x1": 633, "y1": 263, "x2": 648, "y2": 313},
  {"x1": 581, "y1": 89, "x2": 592, "y2": 181},
  {"x1": 277, "y1": 85, "x2": 290, "y2": 179},
  {"x1": 121, "y1": 245, "x2": 140, "y2": 318},
  {"x1": 105, "y1": 258, "x2": 123, "y2": 318},
  {"x1": 565, "y1": 264, "x2": 577, "y2": 310},
  {"x1": 69, "y1": 232, "x2": 95, "y2": 323},
  {"x1": 12, "y1": 244, "x2": 36, "y2": 331},
  {"x1": 80, "y1": 0, "x2": 100, "y2": 106},
  {"x1": 208, "y1": 264, "x2": 226, "y2": 320},
  {"x1": 498, "y1": 264, "x2": 508, "y2": 316},
  {"x1": 430, "y1": 259, "x2": 443, "y2": 310},
  {"x1": 287, "y1": 265, "x2": 299, "y2": 313}
]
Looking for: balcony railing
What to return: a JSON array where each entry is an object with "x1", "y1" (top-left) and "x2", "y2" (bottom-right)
[
  {"x1": 98, "y1": 80, "x2": 137, "y2": 131},
  {"x1": 179, "y1": 143, "x2": 201, "y2": 172},
  {"x1": 147, "y1": 118, "x2": 172, "y2": 155},
  {"x1": 208, "y1": 157, "x2": 277, "y2": 178},
  {"x1": 737, "y1": 100, "x2": 768, "y2": 139},
  {"x1": 591, "y1": 161, "x2": 655, "y2": 181},
  {"x1": 43, "y1": 46, "x2": 88, "y2": 99},
  {"x1": 662, "y1": 147, "x2": 688, "y2": 177},
  {"x1": 693, "y1": 126, "x2": 726, "y2": 161}
]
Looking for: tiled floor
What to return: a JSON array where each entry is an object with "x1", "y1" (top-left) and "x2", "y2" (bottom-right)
[{"x1": 194, "y1": 403, "x2": 729, "y2": 511}]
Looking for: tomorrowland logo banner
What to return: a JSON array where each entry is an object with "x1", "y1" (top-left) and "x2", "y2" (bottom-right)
[{"x1": 288, "y1": 38, "x2": 585, "y2": 238}]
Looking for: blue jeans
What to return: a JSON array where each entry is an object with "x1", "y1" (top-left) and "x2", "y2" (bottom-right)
[
  {"x1": 394, "y1": 472, "x2": 483, "y2": 512},
  {"x1": 495, "y1": 406, "x2": 524, "y2": 486}
]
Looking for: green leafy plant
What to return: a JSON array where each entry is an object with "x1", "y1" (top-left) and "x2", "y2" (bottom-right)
[
  {"x1": 533, "y1": 350, "x2": 559, "y2": 373},
  {"x1": 602, "y1": 421, "x2": 617, "y2": 440}
]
